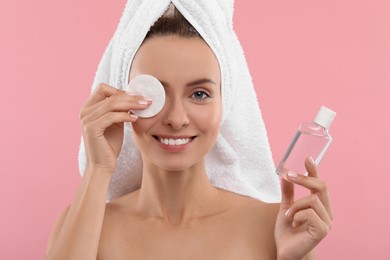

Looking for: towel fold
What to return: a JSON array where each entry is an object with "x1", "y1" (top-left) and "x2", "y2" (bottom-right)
[{"x1": 78, "y1": 0, "x2": 281, "y2": 203}]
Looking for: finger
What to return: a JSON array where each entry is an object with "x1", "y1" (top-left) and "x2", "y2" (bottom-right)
[
  {"x1": 85, "y1": 111, "x2": 139, "y2": 135},
  {"x1": 305, "y1": 157, "x2": 333, "y2": 219},
  {"x1": 306, "y1": 156, "x2": 319, "y2": 178},
  {"x1": 292, "y1": 208, "x2": 331, "y2": 241},
  {"x1": 281, "y1": 178, "x2": 294, "y2": 209},
  {"x1": 81, "y1": 94, "x2": 151, "y2": 124},
  {"x1": 83, "y1": 92, "x2": 150, "y2": 118},
  {"x1": 286, "y1": 173, "x2": 333, "y2": 220},
  {"x1": 286, "y1": 171, "x2": 325, "y2": 193},
  {"x1": 83, "y1": 83, "x2": 126, "y2": 109},
  {"x1": 287, "y1": 157, "x2": 333, "y2": 220},
  {"x1": 285, "y1": 194, "x2": 332, "y2": 227}
]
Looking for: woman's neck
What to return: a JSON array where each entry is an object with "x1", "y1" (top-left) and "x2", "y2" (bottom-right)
[{"x1": 133, "y1": 159, "x2": 221, "y2": 226}]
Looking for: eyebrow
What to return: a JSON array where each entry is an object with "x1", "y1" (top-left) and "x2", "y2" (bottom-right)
[{"x1": 160, "y1": 78, "x2": 217, "y2": 88}]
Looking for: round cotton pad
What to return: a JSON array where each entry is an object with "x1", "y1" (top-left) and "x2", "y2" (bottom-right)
[{"x1": 125, "y1": 74, "x2": 166, "y2": 118}]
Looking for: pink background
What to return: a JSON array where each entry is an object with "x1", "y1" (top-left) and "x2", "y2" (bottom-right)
[{"x1": 1, "y1": 0, "x2": 389, "y2": 259}]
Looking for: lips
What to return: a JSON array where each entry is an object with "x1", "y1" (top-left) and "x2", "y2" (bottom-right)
[{"x1": 152, "y1": 135, "x2": 196, "y2": 146}]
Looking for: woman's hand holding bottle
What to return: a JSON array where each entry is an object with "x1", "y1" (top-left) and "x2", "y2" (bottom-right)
[{"x1": 274, "y1": 157, "x2": 333, "y2": 260}]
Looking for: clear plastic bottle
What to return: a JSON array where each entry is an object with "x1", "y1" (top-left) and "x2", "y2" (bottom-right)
[{"x1": 276, "y1": 106, "x2": 336, "y2": 179}]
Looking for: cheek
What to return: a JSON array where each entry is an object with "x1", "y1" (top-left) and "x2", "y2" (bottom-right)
[
  {"x1": 188, "y1": 103, "x2": 222, "y2": 134},
  {"x1": 130, "y1": 119, "x2": 154, "y2": 145}
]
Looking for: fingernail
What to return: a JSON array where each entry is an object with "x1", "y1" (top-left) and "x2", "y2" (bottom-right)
[
  {"x1": 287, "y1": 171, "x2": 298, "y2": 179},
  {"x1": 130, "y1": 113, "x2": 138, "y2": 119},
  {"x1": 308, "y1": 156, "x2": 315, "y2": 165},
  {"x1": 143, "y1": 96, "x2": 153, "y2": 101},
  {"x1": 138, "y1": 100, "x2": 148, "y2": 105},
  {"x1": 285, "y1": 208, "x2": 291, "y2": 217}
]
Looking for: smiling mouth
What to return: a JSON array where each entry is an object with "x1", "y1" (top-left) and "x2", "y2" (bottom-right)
[{"x1": 153, "y1": 136, "x2": 196, "y2": 146}]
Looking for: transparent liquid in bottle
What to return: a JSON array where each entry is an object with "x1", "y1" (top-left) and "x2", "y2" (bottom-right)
[
  {"x1": 276, "y1": 122, "x2": 332, "y2": 179},
  {"x1": 276, "y1": 106, "x2": 336, "y2": 179}
]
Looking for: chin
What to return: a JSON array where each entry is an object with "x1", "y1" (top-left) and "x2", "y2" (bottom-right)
[
  {"x1": 147, "y1": 154, "x2": 205, "y2": 173},
  {"x1": 155, "y1": 161, "x2": 197, "y2": 172}
]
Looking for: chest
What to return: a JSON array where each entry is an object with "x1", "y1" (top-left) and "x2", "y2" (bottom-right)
[{"x1": 97, "y1": 213, "x2": 276, "y2": 260}]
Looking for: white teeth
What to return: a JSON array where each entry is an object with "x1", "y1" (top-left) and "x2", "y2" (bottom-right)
[{"x1": 159, "y1": 137, "x2": 191, "y2": 145}]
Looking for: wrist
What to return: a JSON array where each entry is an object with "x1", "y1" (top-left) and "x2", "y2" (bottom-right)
[
  {"x1": 277, "y1": 254, "x2": 305, "y2": 260},
  {"x1": 83, "y1": 165, "x2": 114, "y2": 184},
  {"x1": 277, "y1": 253, "x2": 312, "y2": 260},
  {"x1": 276, "y1": 256, "x2": 306, "y2": 260},
  {"x1": 85, "y1": 163, "x2": 115, "y2": 177}
]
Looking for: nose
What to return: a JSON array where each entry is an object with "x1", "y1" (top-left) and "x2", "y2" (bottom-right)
[{"x1": 162, "y1": 96, "x2": 190, "y2": 129}]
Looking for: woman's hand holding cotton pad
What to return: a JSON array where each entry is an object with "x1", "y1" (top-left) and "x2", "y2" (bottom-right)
[{"x1": 125, "y1": 74, "x2": 166, "y2": 118}]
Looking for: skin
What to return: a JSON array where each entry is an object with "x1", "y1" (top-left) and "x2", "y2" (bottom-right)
[{"x1": 45, "y1": 35, "x2": 332, "y2": 260}]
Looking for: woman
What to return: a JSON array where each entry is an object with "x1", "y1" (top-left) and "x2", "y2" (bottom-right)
[{"x1": 46, "y1": 3, "x2": 332, "y2": 259}]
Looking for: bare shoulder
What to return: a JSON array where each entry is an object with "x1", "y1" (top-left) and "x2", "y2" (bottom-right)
[
  {"x1": 239, "y1": 195, "x2": 280, "y2": 220},
  {"x1": 216, "y1": 189, "x2": 280, "y2": 259},
  {"x1": 237, "y1": 195, "x2": 280, "y2": 236},
  {"x1": 217, "y1": 188, "x2": 280, "y2": 217},
  {"x1": 104, "y1": 190, "x2": 139, "y2": 217}
]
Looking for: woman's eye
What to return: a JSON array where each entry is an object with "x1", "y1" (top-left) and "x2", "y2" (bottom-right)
[{"x1": 191, "y1": 90, "x2": 210, "y2": 101}]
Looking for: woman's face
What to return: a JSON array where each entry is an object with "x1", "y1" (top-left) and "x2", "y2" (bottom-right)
[{"x1": 129, "y1": 35, "x2": 222, "y2": 171}]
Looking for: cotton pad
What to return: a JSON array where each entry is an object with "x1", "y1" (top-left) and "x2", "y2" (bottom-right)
[{"x1": 125, "y1": 74, "x2": 166, "y2": 118}]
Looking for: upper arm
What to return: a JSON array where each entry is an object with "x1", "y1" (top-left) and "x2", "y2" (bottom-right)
[{"x1": 45, "y1": 205, "x2": 71, "y2": 256}]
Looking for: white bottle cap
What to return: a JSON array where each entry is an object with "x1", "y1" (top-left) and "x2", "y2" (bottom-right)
[{"x1": 314, "y1": 106, "x2": 336, "y2": 129}]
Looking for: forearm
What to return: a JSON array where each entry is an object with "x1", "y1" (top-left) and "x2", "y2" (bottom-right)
[
  {"x1": 46, "y1": 167, "x2": 112, "y2": 260},
  {"x1": 304, "y1": 249, "x2": 316, "y2": 260}
]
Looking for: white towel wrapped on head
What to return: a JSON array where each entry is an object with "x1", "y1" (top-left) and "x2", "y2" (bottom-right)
[{"x1": 78, "y1": 0, "x2": 281, "y2": 203}]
